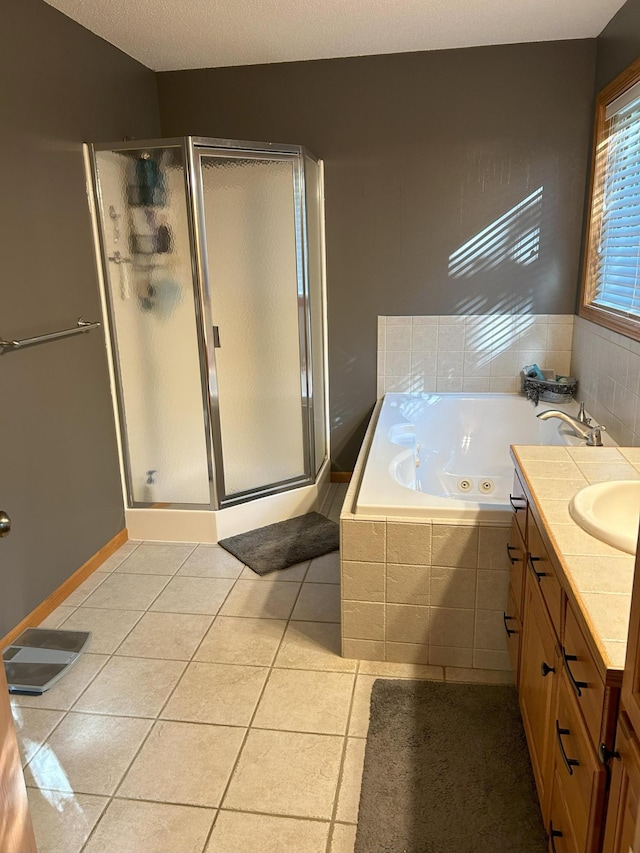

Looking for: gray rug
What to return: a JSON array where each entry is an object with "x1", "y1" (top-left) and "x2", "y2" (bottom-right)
[
  {"x1": 356, "y1": 679, "x2": 546, "y2": 853},
  {"x1": 218, "y1": 512, "x2": 339, "y2": 575}
]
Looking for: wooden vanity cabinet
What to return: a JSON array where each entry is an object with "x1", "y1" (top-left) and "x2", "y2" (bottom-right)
[{"x1": 511, "y1": 462, "x2": 623, "y2": 851}]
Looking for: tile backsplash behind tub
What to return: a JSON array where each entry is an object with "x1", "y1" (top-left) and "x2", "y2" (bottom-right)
[
  {"x1": 570, "y1": 315, "x2": 640, "y2": 446},
  {"x1": 377, "y1": 314, "x2": 574, "y2": 398}
]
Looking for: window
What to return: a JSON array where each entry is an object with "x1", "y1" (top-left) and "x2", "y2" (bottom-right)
[{"x1": 581, "y1": 58, "x2": 640, "y2": 340}]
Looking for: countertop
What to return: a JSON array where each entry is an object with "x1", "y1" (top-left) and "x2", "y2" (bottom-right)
[{"x1": 510, "y1": 445, "x2": 640, "y2": 675}]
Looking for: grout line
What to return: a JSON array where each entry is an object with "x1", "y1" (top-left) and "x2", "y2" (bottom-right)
[
  {"x1": 200, "y1": 568, "x2": 314, "y2": 852},
  {"x1": 326, "y1": 659, "x2": 361, "y2": 853}
]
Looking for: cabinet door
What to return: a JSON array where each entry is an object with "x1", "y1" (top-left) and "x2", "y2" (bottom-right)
[
  {"x1": 603, "y1": 712, "x2": 640, "y2": 853},
  {"x1": 621, "y1": 537, "x2": 640, "y2": 739},
  {"x1": 508, "y1": 517, "x2": 526, "y2": 619},
  {"x1": 505, "y1": 584, "x2": 522, "y2": 682},
  {"x1": 519, "y1": 567, "x2": 559, "y2": 820}
]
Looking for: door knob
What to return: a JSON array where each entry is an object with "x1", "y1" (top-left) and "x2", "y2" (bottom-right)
[{"x1": 0, "y1": 510, "x2": 11, "y2": 537}]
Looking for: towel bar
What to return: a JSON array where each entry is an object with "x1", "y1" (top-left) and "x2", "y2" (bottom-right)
[{"x1": 0, "y1": 318, "x2": 101, "y2": 353}]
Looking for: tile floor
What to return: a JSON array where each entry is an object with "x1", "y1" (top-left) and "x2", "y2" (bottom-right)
[{"x1": 11, "y1": 484, "x2": 512, "y2": 853}]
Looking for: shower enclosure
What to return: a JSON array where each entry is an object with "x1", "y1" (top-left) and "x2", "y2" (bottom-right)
[{"x1": 88, "y1": 137, "x2": 328, "y2": 540}]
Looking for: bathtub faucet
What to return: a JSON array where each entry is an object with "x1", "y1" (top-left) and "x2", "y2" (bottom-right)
[{"x1": 536, "y1": 409, "x2": 606, "y2": 446}]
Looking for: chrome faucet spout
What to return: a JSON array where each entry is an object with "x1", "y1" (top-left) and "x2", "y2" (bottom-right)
[{"x1": 536, "y1": 409, "x2": 606, "y2": 447}]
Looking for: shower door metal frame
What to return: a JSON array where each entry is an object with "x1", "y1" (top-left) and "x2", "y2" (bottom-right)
[
  {"x1": 89, "y1": 136, "x2": 324, "y2": 511},
  {"x1": 188, "y1": 137, "x2": 318, "y2": 508},
  {"x1": 88, "y1": 138, "x2": 218, "y2": 511}
]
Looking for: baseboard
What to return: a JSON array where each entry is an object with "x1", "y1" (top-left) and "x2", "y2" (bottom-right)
[
  {"x1": 330, "y1": 472, "x2": 352, "y2": 483},
  {"x1": 0, "y1": 529, "x2": 128, "y2": 649}
]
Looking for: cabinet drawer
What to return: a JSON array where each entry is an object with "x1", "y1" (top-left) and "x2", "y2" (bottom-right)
[
  {"x1": 553, "y1": 674, "x2": 606, "y2": 853},
  {"x1": 504, "y1": 584, "x2": 521, "y2": 678},
  {"x1": 562, "y1": 603, "x2": 606, "y2": 752},
  {"x1": 510, "y1": 470, "x2": 528, "y2": 541},
  {"x1": 528, "y1": 515, "x2": 563, "y2": 635},
  {"x1": 508, "y1": 518, "x2": 526, "y2": 619}
]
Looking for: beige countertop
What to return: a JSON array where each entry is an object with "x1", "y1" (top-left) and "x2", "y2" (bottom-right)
[{"x1": 511, "y1": 445, "x2": 640, "y2": 674}]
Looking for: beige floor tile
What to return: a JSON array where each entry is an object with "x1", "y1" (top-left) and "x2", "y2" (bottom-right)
[
  {"x1": 206, "y1": 811, "x2": 329, "y2": 853},
  {"x1": 84, "y1": 799, "x2": 215, "y2": 853},
  {"x1": 336, "y1": 738, "x2": 366, "y2": 823},
  {"x1": 115, "y1": 542, "x2": 195, "y2": 575},
  {"x1": 38, "y1": 605, "x2": 76, "y2": 629},
  {"x1": 292, "y1": 583, "x2": 341, "y2": 622},
  {"x1": 63, "y1": 573, "x2": 109, "y2": 607},
  {"x1": 10, "y1": 707, "x2": 65, "y2": 766},
  {"x1": 306, "y1": 551, "x2": 340, "y2": 583},
  {"x1": 27, "y1": 788, "x2": 108, "y2": 853},
  {"x1": 149, "y1": 576, "x2": 235, "y2": 615},
  {"x1": 118, "y1": 720, "x2": 245, "y2": 807},
  {"x1": 73, "y1": 656, "x2": 186, "y2": 718},
  {"x1": 357, "y1": 660, "x2": 444, "y2": 680},
  {"x1": 25, "y1": 712, "x2": 152, "y2": 795},
  {"x1": 194, "y1": 616, "x2": 287, "y2": 666},
  {"x1": 330, "y1": 823, "x2": 357, "y2": 853},
  {"x1": 240, "y1": 560, "x2": 310, "y2": 581},
  {"x1": 275, "y1": 622, "x2": 356, "y2": 672},
  {"x1": 97, "y1": 541, "x2": 140, "y2": 573},
  {"x1": 177, "y1": 544, "x2": 245, "y2": 579},
  {"x1": 82, "y1": 574, "x2": 169, "y2": 611},
  {"x1": 12, "y1": 653, "x2": 109, "y2": 711},
  {"x1": 445, "y1": 667, "x2": 515, "y2": 684},
  {"x1": 115, "y1": 612, "x2": 212, "y2": 660},
  {"x1": 253, "y1": 669, "x2": 355, "y2": 734},
  {"x1": 219, "y1": 580, "x2": 301, "y2": 619},
  {"x1": 60, "y1": 607, "x2": 144, "y2": 654},
  {"x1": 224, "y1": 728, "x2": 343, "y2": 818},
  {"x1": 162, "y1": 661, "x2": 268, "y2": 725},
  {"x1": 347, "y1": 675, "x2": 378, "y2": 738}
]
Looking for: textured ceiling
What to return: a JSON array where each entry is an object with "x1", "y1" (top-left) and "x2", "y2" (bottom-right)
[{"x1": 44, "y1": 0, "x2": 626, "y2": 72}]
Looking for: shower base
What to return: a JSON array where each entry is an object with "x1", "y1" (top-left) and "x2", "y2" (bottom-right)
[{"x1": 125, "y1": 460, "x2": 331, "y2": 543}]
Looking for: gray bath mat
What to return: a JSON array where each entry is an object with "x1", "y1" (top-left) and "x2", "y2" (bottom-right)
[
  {"x1": 218, "y1": 512, "x2": 339, "y2": 575},
  {"x1": 356, "y1": 679, "x2": 546, "y2": 853}
]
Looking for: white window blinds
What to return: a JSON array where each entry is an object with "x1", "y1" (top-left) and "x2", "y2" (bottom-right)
[{"x1": 593, "y1": 91, "x2": 640, "y2": 317}]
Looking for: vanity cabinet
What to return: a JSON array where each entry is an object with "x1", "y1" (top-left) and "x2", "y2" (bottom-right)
[{"x1": 510, "y1": 465, "x2": 622, "y2": 852}]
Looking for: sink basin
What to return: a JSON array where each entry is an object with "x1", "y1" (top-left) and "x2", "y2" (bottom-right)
[{"x1": 569, "y1": 480, "x2": 640, "y2": 555}]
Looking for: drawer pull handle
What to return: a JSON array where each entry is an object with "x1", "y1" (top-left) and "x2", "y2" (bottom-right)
[
  {"x1": 556, "y1": 721, "x2": 580, "y2": 775},
  {"x1": 509, "y1": 494, "x2": 526, "y2": 512},
  {"x1": 549, "y1": 821, "x2": 563, "y2": 853},
  {"x1": 528, "y1": 554, "x2": 548, "y2": 581},
  {"x1": 598, "y1": 742, "x2": 621, "y2": 765},
  {"x1": 540, "y1": 661, "x2": 555, "y2": 677},
  {"x1": 506, "y1": 544, "x2": 520, "y2": 565},
  {"x1": 503, "y1": 613, "x2": 517, "y2": 638},
  {"x1": 561, "y1": 647, "x2": 588, "y2": 698}
]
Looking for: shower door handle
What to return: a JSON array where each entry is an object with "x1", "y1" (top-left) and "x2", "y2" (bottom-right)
[
  {"x1": 0, "y1": 510, "x2": 11, "y2": 537},
  {"x1": 212, "y1": 326, "x2": 221, "y2": 348}
]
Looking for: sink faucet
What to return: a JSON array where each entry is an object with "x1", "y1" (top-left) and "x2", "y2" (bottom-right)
[{"x1": 536, "y1": 409, "x2": 606, "y2": 446}]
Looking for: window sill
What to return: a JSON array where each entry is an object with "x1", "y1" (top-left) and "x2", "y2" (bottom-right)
[{"x1": 579, "y1": 303, "x2": 640, "y2": 344}]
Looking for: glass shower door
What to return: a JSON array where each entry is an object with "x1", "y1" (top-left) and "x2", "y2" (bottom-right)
[{"x1": 195, "y1": 149, "x2": 311, "y2": 504}]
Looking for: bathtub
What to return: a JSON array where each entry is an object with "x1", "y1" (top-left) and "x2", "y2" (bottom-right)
[
  {"x1": 339, "y1": 392, "x2": 613, "y2": 671},
  {"x1": 355, "y1": 393, "x2": 607, "y2": 523}
]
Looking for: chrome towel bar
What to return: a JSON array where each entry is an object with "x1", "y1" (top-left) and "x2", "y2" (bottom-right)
[{"x1": 0, "y1": 318, "x2": 101, "y2": 353}]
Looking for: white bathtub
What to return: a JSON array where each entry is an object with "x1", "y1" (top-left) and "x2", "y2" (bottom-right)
[{"x1": 355, "y1": 393, "x2": 612, "y2": 522}]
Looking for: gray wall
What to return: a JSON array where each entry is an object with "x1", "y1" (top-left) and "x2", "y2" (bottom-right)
[
  {"x1": 0, "y1": 1, "x2": 160, "y2": 637},
  {"x1": 157, "y1": 41, "x2": 596, "y2": 469},
  {"x1": 597, "y1": 0, "x2": 640, "y2": 91}
]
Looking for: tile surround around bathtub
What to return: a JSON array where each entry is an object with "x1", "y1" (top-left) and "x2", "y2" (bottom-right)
[
  {"x1": 571, "y1": 315, "x2": 640, "y2": 446},
  {"x1": 378, "y1": 313, "x2": 574, "y2": 397}
]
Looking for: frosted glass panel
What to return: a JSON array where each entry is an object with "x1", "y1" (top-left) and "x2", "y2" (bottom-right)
[
  {"x1": 199, "y1": 155, "x2": 306, "y2": 497},
  {"x1": 94, "y1": 147, "x2": 210, "y2": 505},
  {"x1": 305, "y1": 157, "x2": 327, "y2": 475}
]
